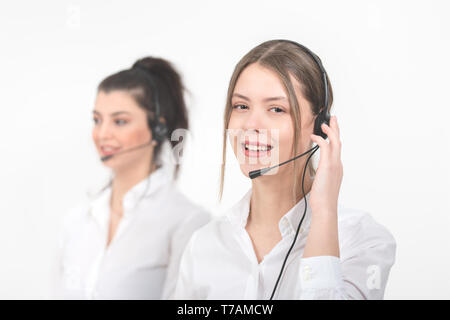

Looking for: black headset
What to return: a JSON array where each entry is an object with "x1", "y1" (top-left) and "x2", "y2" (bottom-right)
[
  {"x1": 283, "y1": 40, "x2": 331, "y2": 139},
  {"x1": 133, "y1": 64, "x2": 169, "y2": 144}
]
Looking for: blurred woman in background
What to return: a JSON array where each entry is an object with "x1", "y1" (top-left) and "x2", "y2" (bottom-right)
[{"x1": 59, "y1": 57, "x2": 210, "y2": 299}]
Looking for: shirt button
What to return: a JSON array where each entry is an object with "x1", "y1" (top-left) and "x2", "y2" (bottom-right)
[{"x1": 302, "y1": 265, "x2": 313, "y2": 281}]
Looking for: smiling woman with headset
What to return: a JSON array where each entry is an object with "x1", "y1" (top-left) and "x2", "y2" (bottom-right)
[
  {"x1": 58, "y1": 57, "x2": 210, "y2": 299},
  {"x1": 174, "y1": 40, "x2": 396, "y2": 299}
]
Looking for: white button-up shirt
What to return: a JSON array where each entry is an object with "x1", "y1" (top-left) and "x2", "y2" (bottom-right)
[
  {"x1": 58, "y1": 167, "x2": 210, "y2": 299},
  {"x1": 174, "y1": 189, "x2": 396, "y2": 299}
]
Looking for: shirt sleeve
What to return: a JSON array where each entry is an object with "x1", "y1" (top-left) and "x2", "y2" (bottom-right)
[
  {"x1": 172, "y1": 230, "x2": 200, "y2": 299},
  {"x1": 55, "y1": 203, "x2": 89, "y2": 299},
  {"x1": 50, "y1": 218, "x2": 66, "y2": 299},
  {"x1": 162, "y1": 211, "x2": 210, "y2": 300},
  {"x1": 53, "y1": 205, "x2": 79, "y2": 299},
  {"x1": 296, "y1": 214, "x2": 397, "y2": 300}
]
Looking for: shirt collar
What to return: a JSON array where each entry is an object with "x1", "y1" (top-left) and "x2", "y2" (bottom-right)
[
  {"x1": 227, "y1": 188, "x2": 313, "y2": 238},
  {"x1": 90, "y1": 186, "x2": 111, "y2": 229},
  {"x1": 226, "y1": 189, "x2": 252, "y2": 229},
  {"x1": 90, "y1": 166, "x2": 171, "y2": 223},
  {"x1": 121, "y1": 166, "x2": 170, "y2": 211},
  {"x1": 278, "y1": 192, "x2": 312, "y2": 238}
]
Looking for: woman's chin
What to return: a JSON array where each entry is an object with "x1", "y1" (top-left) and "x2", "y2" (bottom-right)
[
  {"x1": 240, "y1": 164, "x2": 266, "y2": 178},
  {"x1": 101, "y1": 157, "x2": 133, "y2": 172},
  {"x1": 100, "y1": 158, "x2": 120, "y2": 170}
]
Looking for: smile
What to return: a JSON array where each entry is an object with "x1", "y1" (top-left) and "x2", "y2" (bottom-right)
[
  {"x1": 100, "y1": 145, "x2": 121, "y2": 156},
  {"x1": 241, "y1": 142, "x2": 273, "y2": 158}
]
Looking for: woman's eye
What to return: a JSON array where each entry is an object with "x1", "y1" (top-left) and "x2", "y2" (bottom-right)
[
  {"x1": 93, "y1": 118, "x2": 100, "y2": 125},
  {"x1": 270, "y1": 107, "x2": 285, "y2": 113},
  {"x1": 115, "y1": 119, "x2": 128, "y2": 126},
  {"x1": 233, "y1": 104, "x2": 249, "y2": 110}
]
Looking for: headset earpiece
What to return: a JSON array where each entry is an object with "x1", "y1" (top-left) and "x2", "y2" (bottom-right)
[
  {"x1": 151, "y1": 120, "x2": 168, "y2": 144},
  {"x1": 313, "y1": 109, "x2": 331, "y2": 140},
  {"x1": 132, "y1": 64, "x2": 168, "y2": 145}
]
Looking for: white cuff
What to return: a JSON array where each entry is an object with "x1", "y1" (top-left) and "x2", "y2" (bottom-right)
[{"x1": 299, "y1": 255, "x2": 344, "y2": 290}]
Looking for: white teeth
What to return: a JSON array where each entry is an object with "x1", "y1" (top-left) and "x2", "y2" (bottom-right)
[
  {"x1": 244, "y1": 144, "x2": 272, "y2": 151},
  {"x1": 102, "y1": 146, "x2": 118, "y2": 152}
]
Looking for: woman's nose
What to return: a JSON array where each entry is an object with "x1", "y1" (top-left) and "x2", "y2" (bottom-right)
[
  {"x1": 243, "y1": 108, "x2": 266, "y2": 133},
  {"x1": 97, "y1": 120, "x2": 114, "y2": 140}
]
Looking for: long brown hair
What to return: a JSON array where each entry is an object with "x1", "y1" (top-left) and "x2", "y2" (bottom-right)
[{"x1": 219, "y1": 40, "x2": 333, "y2": 202}]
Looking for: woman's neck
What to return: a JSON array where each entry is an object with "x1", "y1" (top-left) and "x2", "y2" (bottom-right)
[
  {"x1": 110, "y1": 161, "x2": 155, "y2": 212},
  {"x1": 248, "y1": 162, "x2": 313, "y2": 229}
]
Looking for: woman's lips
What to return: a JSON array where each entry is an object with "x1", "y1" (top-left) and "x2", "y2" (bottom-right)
[
  {"x1": 241, "y1": 142, "x2": 273, "y2": 158},
  {"x1": 100, "y1": 145, "x2": 121, "y2": 156}
]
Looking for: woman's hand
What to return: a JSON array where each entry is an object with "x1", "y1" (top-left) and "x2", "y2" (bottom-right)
[
  {"x1": 309, "y1": 116, "x2": 343, "y2": 217},
  {"x1": 302, "y1": 116, "x2": 343, "y2": 258}
]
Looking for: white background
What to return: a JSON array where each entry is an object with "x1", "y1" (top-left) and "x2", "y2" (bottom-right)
[{"x1": 0, "y1": 0, "x2": 449, "y2": 299}]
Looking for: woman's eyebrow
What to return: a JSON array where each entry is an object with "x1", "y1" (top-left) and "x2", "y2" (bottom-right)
[
  {"x1": 92, "y1": 110, "x2": 131, "y2": 116},
  {"x1": 232, "y1": 93, "x2": 250, "y2": 101},
  {"x1": 110, "y1": 111, "x2": 131, "y2": 116},
  {"x1": 232, "y1": 93, "x2": 287, "y2": 103},
  {"x1": 263, "y1": 96, "x2": 287, "y2": 102}
]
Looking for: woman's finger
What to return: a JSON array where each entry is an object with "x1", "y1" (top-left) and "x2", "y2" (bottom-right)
[
  {"x1": 325, "y1": 116, "x2": 340, "y2": 140},
  {"x1": 332, "y1": 116, "x2": 340, "y2": 138},
  {"x1": 332, "y1": 117, "x2": 342, "y2": 160},
  {"x1": 327, "y1": 115, "x2": 340, "y2": 137},
  {"x1": 321, "y1": 123, "x2": 340, "y2": 148},
  {"x1": 321, "y1": 120, "x2": 342, "y2": 160},
  {"x1": 310, "y1": 133, "x2": 329, "y2": 158}
]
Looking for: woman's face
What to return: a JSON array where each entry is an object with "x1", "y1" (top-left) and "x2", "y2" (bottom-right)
[
  {"x1": 228, "y1": 63, "x2": 315, "y2": 178},
  {"x1": 92, "y1": 90, "x2": 153, "y2": 172}
]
